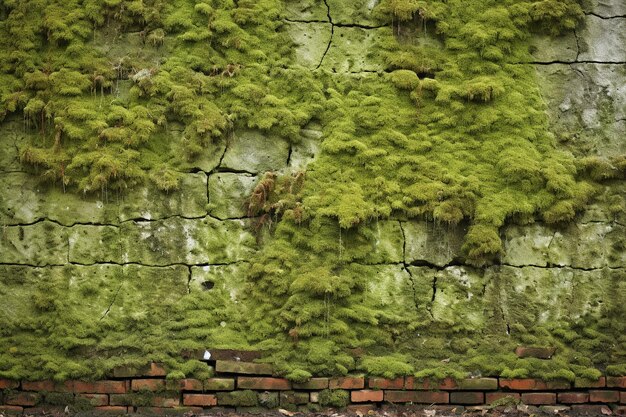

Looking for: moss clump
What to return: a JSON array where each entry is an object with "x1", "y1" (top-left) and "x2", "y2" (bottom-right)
[
  {"x1": 218, "y1": 390, "x2": 259, "y2": 407},
  {"x1": 318, "y1": 389, "x2": 350, "y2": 408}
]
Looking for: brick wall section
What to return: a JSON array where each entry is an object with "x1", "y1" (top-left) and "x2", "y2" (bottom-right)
[{"x1": 1, "y1": 365, "x2": 625, "y2": 412}]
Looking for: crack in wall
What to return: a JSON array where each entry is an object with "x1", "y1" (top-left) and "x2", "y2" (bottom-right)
[
  {"x1": 399, "y1": 221, "x2": 421, "y2": 314},
  {"x1": 315, "y1": 0, "x2": 335, "y2": 70},
  {"x1": 0, "y1": 260, "x2": 246, "y2": 269},
  {"x1": 584, "y1": 11, "x2": 626, "y2": 19},
  {"x1": 100, "y1": 283, "x2": 122, "y2": 320},
  {"x1": 519, "y1": 60, "x2": 626, "y2": 65}
]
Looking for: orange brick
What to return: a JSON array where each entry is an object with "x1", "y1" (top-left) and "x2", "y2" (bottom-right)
[
  {"x1": 329, "y1": 376, "x2": 365, "y2": 389},
  {"x1": 558, "y1": 392, "x2": 589, "y2": 404},
  {"x1": 72, "y1": 380, "x2": 127, "y2": 394},
  {"x1": 95, "y1": 406, "x2": 129, "y2": 413},
  {"x1": 522, "y1": 393, "x2": 556, "y2": 405},
  {"x1": 183, "y1": 394, "x2": 217, "y2": 407},
  {"x1": 589, "y1": 390, "x2": 619, "y2": 403},
  {"x1": 131, "y1": 379, "x2": 165, "y2": 392},
  {"x1": 351, "y1": 390, "x2": 384, "y2": 403},
  {"x1": 499, "y1": 379, "x2": 569, "y2": 391},
  {"x1": 368, "y1": 377, "x2": 404, "y2": 389},
  {"x1": 22, "y1": 381, "x2": 56, "y2": 391},
  {"x1": 238, "y1": 377, "x2": 291, "y2": 390},
  {"x1": 0, "y1": 405, "x2": 23, "y2": 412},
  {"x1": 0, "y1": 379, "x2": 19, "y2": 389}
]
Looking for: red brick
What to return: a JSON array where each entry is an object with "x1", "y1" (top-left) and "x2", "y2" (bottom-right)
[
  {"x1": 0, "y1": 379, "x2": 19, "y2": 389},
  {"x1": 95, "y1": 406, "x2": 129, "y2": 413},
  {"x1": 615, "y1": 406, "x2": 626, "y2": 415},
  {"x1": 78, "y1": 393, "x2": 109, "y2": 406},
  {"x1": 589, "y1": 390, "x2": 620, "y2": 403},
  {"x1": 21, "y1": 380, "x2": 56, "y2": 391},
  {"x1": 574, "y1": 377, "x2": 606, "y2": 388},
  {"x1": 329, "y1": 376, "x2": 365, "y2": 389},
  {"x1": 384, "y1": 391, "x2": 415, "y2": 403},
  {"x1": 486, "y1": 392, "x2": 520, "y2": 404},
  {"x1": 405, "y1": 377, "x2": 458, "y2": 390},
  {"x1": 147, "y1": 363, "x2": 167, "y2": 377},
  {"x1": 347, "y1": 404, "x2": 377, "y2": 414},
  {"x1": 351, "y1": 390, "x2": 384, "y2": 403},
  {"x1": 293, "y1": 378, "x2": 329, "y2": 390},
  {"x1": 499, "y1": 379, "x2": 569, "y2": 391},
  {"x1": 608, "y1": 377, "x2": 626, "y2": 389},
  {"x1": 0, "y1": 405, "x2": 23, "y2": 413},
  {"x1": 131, "y1": 379, "x2": 165, "y2": 392},
  {"x1": 450, "y1": 392, "x2": 484, "y2": 405},
  {"x1": 368, "y1": 377, "x2": 404, "y2": 389},
  {"x1": 573, "y1": 405, "x2": 613, "y2": 415},
  {"x1": 558, "y1": 392, "x2": 589, "y2": 404},
  {"x1": 72, "y1": 380, "x2": 127, "y2": 394},
  {"x1": 237, "y1": 377, "x2": 291, "y2": 390},
  {"x1": 151, "y1": 395, "x2": 180, "y2": 407},
  {"x1": 167, "y1": 378, "x2": 203, "y2": 391},
  {"x1": 622, "y1": 392, "x2": 626, "y2": 404},
  {"x1": 522, "y1": 393, "x2": 556, "y2": 405},
  {"x1": 457, "y1": 378, "x2": 498, "y2": 390},
  {"x1": 6, "y1": 392, "x2": 40, "y2": 406},
  {"x1": 183, "y1": 394, "x2": 218, "y2": 407}
]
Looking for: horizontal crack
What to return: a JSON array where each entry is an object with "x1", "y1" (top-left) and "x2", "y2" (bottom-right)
[
  {"x1": 584, "y1": 11, "x2": 626, "y2": 19},
  {"x1": 1, "y1": 212, "x2": 254, "y2": 228},
  {"x1": 518, "y1": 60, "x2": 626, "y2": 65},
  {"x1": 284, "y1": 18, "x2": 386, "y2": 29},
  {"x1": 0, "y1": 260, "x2": 247, "y2": 269}
]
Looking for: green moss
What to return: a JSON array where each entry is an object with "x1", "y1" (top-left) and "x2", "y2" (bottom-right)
[
  {"x1": 318, "y1": 389, "x2": 350, "y2": 408},
  {"x1": 0, "y1": 0, "x2": 623, "y2": 383}
]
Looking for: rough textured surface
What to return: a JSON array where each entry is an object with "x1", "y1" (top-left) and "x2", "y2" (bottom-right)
[{"x1": 0, "y1": 0, "x2": 625, "y2": 382}]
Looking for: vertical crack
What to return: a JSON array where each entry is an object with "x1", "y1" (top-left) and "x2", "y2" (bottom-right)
[
  {"x1": 573, "y1": 28, "x2": 581, "y2": 62},
  {"x1": 100, "y1": 284, "x2": 123, "y2": 320},
  {"x1": 187, "y1": 265, "x2": 193, "y2": 294},
  {"x1": 286, "y1": 143, "x2": 293, "y2": 167},
  {"x1": 399, "y1": 221, "x2": 420, "y2": 314},
  {"x1": 315, "y1": 0, "x2": 335, "y2": 70}
]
